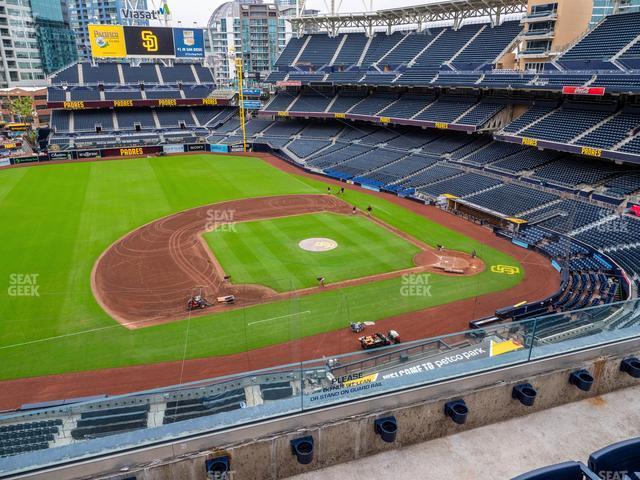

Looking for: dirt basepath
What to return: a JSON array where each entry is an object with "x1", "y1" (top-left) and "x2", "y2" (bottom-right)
[{"x1": 0, "y1": 154, "x2": 560, "y2": 411}]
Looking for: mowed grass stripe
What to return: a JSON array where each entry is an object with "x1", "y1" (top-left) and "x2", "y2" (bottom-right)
[
  {"x1": 0, "y1": 165, "x2": 92, "y2": 344},
  {"x1": 205, "y1": 212, "x2": 421, "y2": 291},
  {"x1": 246, "y1": 219, "x2": 315, "y2": 289},
  {"x1": 238, "y1": 219, "x2": 310, "y2": 290},
  {"x1": 314, "y1": 213, "x2": 418, "y2": 273}
]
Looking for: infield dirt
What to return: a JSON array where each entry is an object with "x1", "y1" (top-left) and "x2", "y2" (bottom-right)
[{"x1": 92, "y1": 194, "x2": 483, "y2": 328}]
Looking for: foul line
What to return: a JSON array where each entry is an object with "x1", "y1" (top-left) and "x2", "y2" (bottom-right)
[
  {"x1": 247, "y1": 311, "x2": 311, "y2": 326},
  {"x1": 1, "y1": 310, "x2": 314, "y2": 350}
]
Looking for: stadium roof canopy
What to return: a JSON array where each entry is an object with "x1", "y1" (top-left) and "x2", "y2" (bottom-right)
[{"x1": 288, "y1": 0, "x2": 527, "y2": 36}]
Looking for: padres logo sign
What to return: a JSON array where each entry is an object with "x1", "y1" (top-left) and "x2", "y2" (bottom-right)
[
  {"x1": 141, "y1": 30, "x2": 159, "y2": 52},
  {"x1": 491, "y1": 265, "x2": 520, "y2": 275}
]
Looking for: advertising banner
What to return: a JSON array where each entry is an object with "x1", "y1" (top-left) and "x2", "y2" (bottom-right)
[
  {"x1": 512, "y1": 238, "x2": 529, "y2": 249},
  {"x1": 562, "y1": 86, "x2": 606, "y2": 96},
  {"x1": 242, "y1": 100, "x2": 262, "y2": 110},
  {"x1": 102, "y1": 146, "x2": 162, "y2": 157},
  {"x1": 163, "y1": 144, "x2": 185, "y2": 154},
  {"x1": 173, "y1": 28, "x2": 205, "y2": 58},
  {"x1": 48, "y1": 151, "x2": 73, "y2": 161},
  {"x1": 11, "y1": 156, "x2": 39, "y2": 165},
  {"x1": 275, "y1": 80, "x2": 302, "y2": 87},
  {"x1": 230, "y1": 144, "x2": 250, "y2": 152},
  {"x1": 186, "y1": 144, "x2": 207, "y2": 152},
  {"x1": 76, "y1": 149, "x2": 101, "y2": 159},
  {"x1": 123, "y1": 26, "x2": 176, "y2": 58},
  {"x1": 0, "y1": 158, "x2": 10, "y2": 167},
  {"x1": 89, "y1": 25, "x2": 127, "y2": 58},
  {"x1": 209, "y1": 144, "x2": 230, "y2": 153}
]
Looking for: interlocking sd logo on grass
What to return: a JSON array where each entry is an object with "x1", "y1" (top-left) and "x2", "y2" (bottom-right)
[{"x1": 491, "y1": 265, "x2": 521, "y2": 275}]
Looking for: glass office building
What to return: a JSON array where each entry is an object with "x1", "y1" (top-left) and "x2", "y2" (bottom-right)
[
  {"x1": 591, "y1": 0, "x2": 640, "y2": 25},
  {"x1": 31, "y1": 0, "x2": 78, "y2": 76},
  {"x1": 207, "y1": 0, "x2": 287, "y2": 86},
  {"x1": 0, "y1": 0, "x2": 76, "y2": 87}
]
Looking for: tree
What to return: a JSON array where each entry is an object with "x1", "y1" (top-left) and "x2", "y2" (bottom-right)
[{"x1": 9, "y1": 96, "x2": 34, "y2": 122}]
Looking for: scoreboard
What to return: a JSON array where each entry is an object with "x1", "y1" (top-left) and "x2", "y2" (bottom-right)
[{"x1": 89, "y1": 25, "x2": 205, "y2": 59}]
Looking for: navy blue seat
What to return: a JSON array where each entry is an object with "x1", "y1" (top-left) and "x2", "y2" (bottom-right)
[
  {"x1": 588, "y1": 437, "x2": 640, "y2": 478},
  {"x1": 333, "y1": 33, "x2": 368, "y2": 67},
  {"x1": 275, "y1": 36, "x2": 306, "y2": 67},
  {"x1": 512, "y1": 461, "x2": 600, "y2": 480}
]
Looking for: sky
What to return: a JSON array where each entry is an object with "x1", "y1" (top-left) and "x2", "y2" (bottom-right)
[{"x1": 168, "y1": 0, "x2": 441, "y2": 27}]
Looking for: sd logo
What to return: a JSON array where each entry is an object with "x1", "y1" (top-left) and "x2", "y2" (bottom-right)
[
  {"x1": 141, "y1": 31, "x2": 158, "y2": 52},
  {"x1": 491, "y1": 265, "x2": 520, "y2": 275}
]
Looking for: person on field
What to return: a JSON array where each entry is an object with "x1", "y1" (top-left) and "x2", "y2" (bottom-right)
[
  {"x1": 367, "y1": 205, "x2": 372, "y2": 216},
  {"x1": 340, "y1": 187, "x2": 345, "y2": 195},
  {"x1": 352, "y1": 206, "x2": 357, "y2": 215}
]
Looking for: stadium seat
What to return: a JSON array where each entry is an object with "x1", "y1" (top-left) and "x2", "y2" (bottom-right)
[
  {"x1": 588, "y1": 438, "x2": 640, "y2": 480},
  {"x1": 512, "y1": 461, "x2": 600, "y2": 480}
]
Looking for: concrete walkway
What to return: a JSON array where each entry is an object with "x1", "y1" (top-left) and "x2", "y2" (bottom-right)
[{"x1": 288, "y1": 385, "x2": 640, "y2": 480}]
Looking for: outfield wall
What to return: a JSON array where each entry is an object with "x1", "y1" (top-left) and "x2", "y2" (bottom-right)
[{"x1": 3, "y1": 143, "x2": 235, "y2": 166}]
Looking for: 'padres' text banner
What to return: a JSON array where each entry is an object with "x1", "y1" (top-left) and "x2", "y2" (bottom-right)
[
  {"x1": 89, "y1": 25, "x2": 127, "y2": 58},
  {"x1": 123, "y1": 26, "x2": 176, "y2": 57}
]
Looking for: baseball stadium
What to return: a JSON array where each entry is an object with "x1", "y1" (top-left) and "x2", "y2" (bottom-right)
[{"x1": 2, "y1": 0, "x2": 640, "y2": 478}]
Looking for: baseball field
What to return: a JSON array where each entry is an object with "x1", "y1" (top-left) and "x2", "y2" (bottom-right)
[{"x1": 0, "y1": 153, "x2": 538, "y2": 391}]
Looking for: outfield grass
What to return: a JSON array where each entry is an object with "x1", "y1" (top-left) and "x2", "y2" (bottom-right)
[
  {"x1": 0, "y1": 154, "x2": 523, "y2": 380},
  {"x1": 204, "y1": 212, "x2": 421, "y2": 291}
]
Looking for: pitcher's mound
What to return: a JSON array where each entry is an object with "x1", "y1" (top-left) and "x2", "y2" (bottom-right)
[{"x1": 299, "y1": 238, "x2": 338, "y2": 252}]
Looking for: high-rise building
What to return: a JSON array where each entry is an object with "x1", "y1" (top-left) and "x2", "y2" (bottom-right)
[
  {"x1": 207, "y1": 0, "x2": 287, "y2": 86},
  {"x1": 0, "y1": 0, "x2": 76, "y2": 88},
  {"x1": 31, "y1": 0, "x2": 78, "y2": 76},
  {"x1": 591, "y1": 0, "x2": 640, "y2": 25},
  {"x1": 66, "y1": 0, "x2": 149, "y2": 61}
]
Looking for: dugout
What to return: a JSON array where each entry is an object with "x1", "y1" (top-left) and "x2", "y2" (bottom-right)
[{"x1": 441, "y1": 195, "x2": 528, "y2": 232}]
